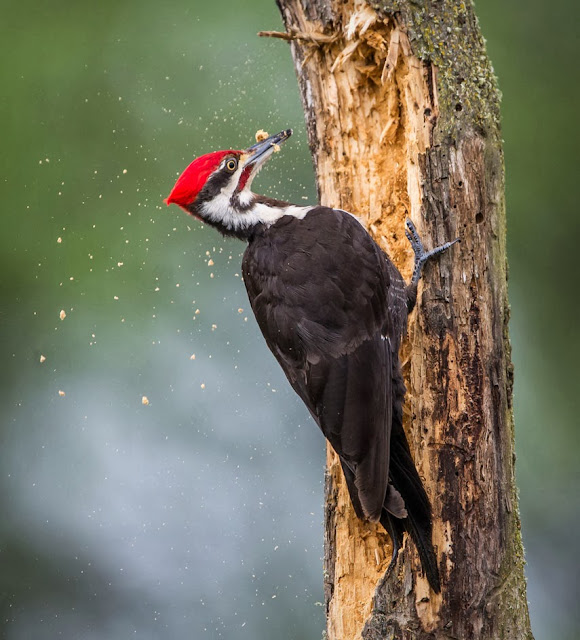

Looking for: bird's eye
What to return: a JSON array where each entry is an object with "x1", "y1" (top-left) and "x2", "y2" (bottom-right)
[{"x1": 226, "y1": 158, "x2": 238, "y2": 172}]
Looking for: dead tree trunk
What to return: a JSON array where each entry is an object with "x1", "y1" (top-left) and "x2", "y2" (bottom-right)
[{"x1": 268, "y1": 1, "x2": 533, "y2": 638}]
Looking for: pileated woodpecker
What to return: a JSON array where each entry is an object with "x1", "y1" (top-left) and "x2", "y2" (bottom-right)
[{"x1": 165, "y1": 129, "x2": 458, "y2": 592}]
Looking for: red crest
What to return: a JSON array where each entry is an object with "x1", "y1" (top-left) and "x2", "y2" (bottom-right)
[{"x1": 164, "y1": 150, "x2": 239, "y2": 208}]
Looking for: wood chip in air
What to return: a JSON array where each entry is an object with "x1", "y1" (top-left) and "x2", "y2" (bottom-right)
[
  {"x1": 40, "y1": 355, "x2": 46, "y2": 363},
  {"x1": 59, "y1": 309, "x2": 66, "y2": 320},
  {"x1": 255, "y1": 129, "x2": 269, "y2": 142},
  {"x1": 58, "y1": 390, "x2": 65, "y2": 397},
  {"x1": 141, "y1": 395, "x2": 150, "y2": 406}
]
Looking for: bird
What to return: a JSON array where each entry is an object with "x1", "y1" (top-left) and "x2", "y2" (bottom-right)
[{"x1": 165, "y1": 129, "x2": 458, "y2": 592}]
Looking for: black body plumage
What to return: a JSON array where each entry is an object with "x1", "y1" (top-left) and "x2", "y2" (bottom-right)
[{"x1": 242, "y1": 207, "x2": 441, "y2": 592}]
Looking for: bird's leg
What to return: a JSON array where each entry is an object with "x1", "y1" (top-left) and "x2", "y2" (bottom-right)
[
  {"x1": 405, "y1": 218, "x2": 459, "y2": 287},
  {"x1": 404, "y1": 218, "x2": 459, "y2": 312}
]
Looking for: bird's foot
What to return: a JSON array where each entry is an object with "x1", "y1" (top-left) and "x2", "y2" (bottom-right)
[{"x1": 405, "y1": 218, "x2": 459, "y2": 287}]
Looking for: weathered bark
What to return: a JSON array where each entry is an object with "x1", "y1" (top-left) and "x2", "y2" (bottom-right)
[{"x1": 269, "y1": 1, "x2": 533, "y2": 638}]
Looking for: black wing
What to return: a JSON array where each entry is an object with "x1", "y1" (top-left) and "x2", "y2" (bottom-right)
[
  {"x1": 242, "y1": 207, "x2": 404, "y2": 521},
  {"x1": 242, "y1": 207, "x2": 441, "y2": 591}
]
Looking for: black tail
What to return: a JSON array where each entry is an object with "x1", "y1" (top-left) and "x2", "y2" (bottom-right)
[
  {"x1": 341, "y1": 432, "x2": 441, "y2": 592},
  {"x1": 385, "y1": 415, "x2": 441, "y2": 593}
]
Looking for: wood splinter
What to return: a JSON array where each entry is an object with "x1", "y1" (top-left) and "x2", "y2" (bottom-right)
[{"x1": 258, "y1": 29, "x2": 336, "y2": 45}]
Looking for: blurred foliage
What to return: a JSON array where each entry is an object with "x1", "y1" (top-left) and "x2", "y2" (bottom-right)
[{"x1": 0, "y1": 0, "x2": 578, "y2": 638}]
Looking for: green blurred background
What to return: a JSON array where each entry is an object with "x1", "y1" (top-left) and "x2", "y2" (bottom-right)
[{"x1": 1, "y1": 1, "x2": 578, "y2": 638}]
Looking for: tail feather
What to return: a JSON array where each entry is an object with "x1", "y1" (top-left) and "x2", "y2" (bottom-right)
[
  {"x1": 379, "y1": 510, "x2": 405, "y2": 562},
  {"x1": 388, "y1": 420, "x2": 441, "y2": 593},
  {"x1": 337, "y1": 406, "x2": 441, "y2": 591}
]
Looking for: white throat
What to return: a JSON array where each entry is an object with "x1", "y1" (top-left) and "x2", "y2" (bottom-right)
[{"x1": 200, "y1": 190, "x2": 312, "y2": 233}]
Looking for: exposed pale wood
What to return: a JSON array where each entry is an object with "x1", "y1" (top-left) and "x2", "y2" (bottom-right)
[{"x1": 274, "y1": 1, "x2": 533, "y2": 639}]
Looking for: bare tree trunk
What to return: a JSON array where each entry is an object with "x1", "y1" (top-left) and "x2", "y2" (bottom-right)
[{"x1": 268, "y1": 1, "x2": 533, "y2": 638}]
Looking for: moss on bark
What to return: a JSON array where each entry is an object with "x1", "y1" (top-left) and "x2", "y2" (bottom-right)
[{"x1": 371, "y1": 0, "x2": 501, "y2": 141}]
